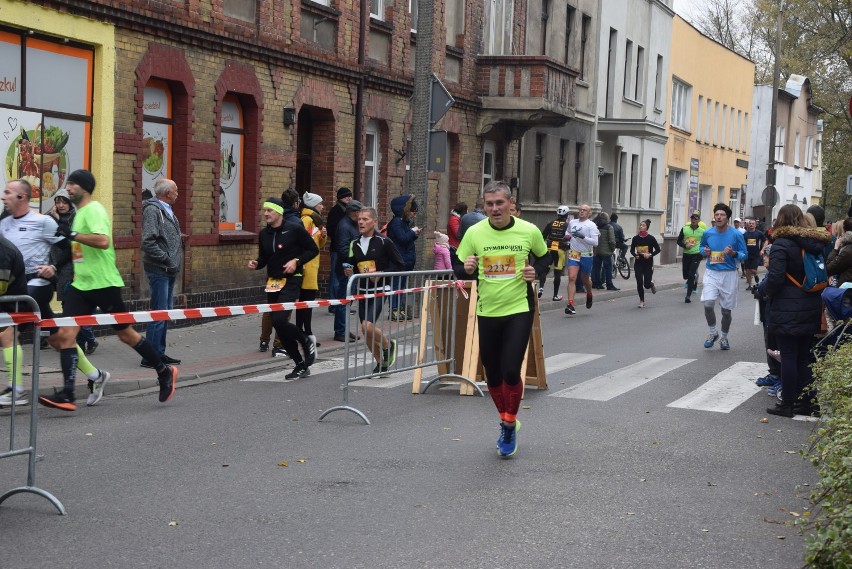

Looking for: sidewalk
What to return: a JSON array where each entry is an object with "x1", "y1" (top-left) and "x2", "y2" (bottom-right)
[{"x1": 24, "y1": 263, "x2": 694, "y2": 401}]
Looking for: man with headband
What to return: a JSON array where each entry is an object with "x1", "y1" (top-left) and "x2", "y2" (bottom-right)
[{"x1": 247, "y1": 194, "x2": 319, "y2": 380}]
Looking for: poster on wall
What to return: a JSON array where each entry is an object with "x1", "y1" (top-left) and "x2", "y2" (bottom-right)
[
  {"x1": 142, "y1": 83, "x2": 171, "y2": 198},
  {"x1": 141, "y1": 121, "x2": 169, "y2": 197},
  {"x1": 219, "y1": 131, "x2": 243, "y2": 230},
  {"x1": 688, "y1": 157, "x2": 700, "y2": 213},
  {"x1": 1, "y1": 109, "x2": 88, "y2": 212},
  {"x1": 219, "y1": 98, "x2": 243, "y2": 231}
]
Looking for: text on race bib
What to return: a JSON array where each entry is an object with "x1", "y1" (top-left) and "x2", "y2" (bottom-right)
[
  {"x1": 481, "y1": 254, "x2": 516, "y2": 279},
  {"x1": 568, "y1": 250, "x2": 582, "y2": 261},
  {"x1": 709, "y1": 251, "x2": 726, "y2": 264},
  {"x1": 684, "y1": 238, "x2": 697, "y2": 249},
  {"x1": 636, "y1": 245, "x2": 649, "y2": 255},
  {"x1": 357, "y1": 260, "x2": 377, "y2": 274},
  {"x1": 265, "y1": 277, "x2": 286, "y2": 292},
  {"x1": 71, "y1": 242, "x2": 84, "y2": 263},
  {"x1": 550, "y1": 240, "x2": 561, "y2": 251}
]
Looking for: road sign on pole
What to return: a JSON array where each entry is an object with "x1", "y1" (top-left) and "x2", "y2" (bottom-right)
[{"x1": 429, "y1": 75, "x2": 454, "y2": 126}]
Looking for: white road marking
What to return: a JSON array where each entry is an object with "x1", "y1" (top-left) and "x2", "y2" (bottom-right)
[
  {"x1": 544, "y1": 353, "x2": 605, "y2": 375},
  {"x1": 667, "y1": 361, "x2": 765, "y2": 413},
  {"x1": 550, "y1": 357, "x2": 695, "y2": 401}
]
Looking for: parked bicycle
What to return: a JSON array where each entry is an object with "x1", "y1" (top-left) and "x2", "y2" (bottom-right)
[{"x1": 613, "y1": 238, "x2": 630, "y2": 279}]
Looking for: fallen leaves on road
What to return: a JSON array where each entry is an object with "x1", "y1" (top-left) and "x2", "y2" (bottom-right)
[
  {"x1": 759, "y1": 418, "x2": 769, "y2": 423},
  {"x1": 278, "y1": 460, "x2": 288, "y2": 467},
  {"x1": 168, "y1": 521, "x2": 178, "y2": 527}
]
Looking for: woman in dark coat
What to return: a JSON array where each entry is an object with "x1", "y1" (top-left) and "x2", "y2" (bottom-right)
[
  {"x1": 826, "y1": 218, "x2": 852, "y2": 287},
  {"x1": 759, "y1": 204, "x2": 832, "y2": 417}
]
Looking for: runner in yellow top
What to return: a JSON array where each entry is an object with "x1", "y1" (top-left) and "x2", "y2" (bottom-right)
[{"x1": 455, "y1": 181, "x2": 549, "y2": 458}]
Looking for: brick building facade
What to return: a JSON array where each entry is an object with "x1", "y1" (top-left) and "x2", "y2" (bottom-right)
[{"x1": 1, "y1": 0, "x2": 580, "y2": 309}]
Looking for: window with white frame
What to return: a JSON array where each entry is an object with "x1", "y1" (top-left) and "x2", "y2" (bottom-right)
[
  {"x1": 634, "y1": 46, "x2": 644, "y2": 101},
  {"x1": 696, "y1": 96, "x2": 703, "y2": 142},
  {"x1": 670, "y1": 78, "x2": 691, "y2": 131},
  {"x1": 484, "y1": 0, "x2": 513, "y2": 55},
  {"x1": 409, "y1": 0, "x2": 418, "y2": 32},
  {"x1": 775, "y1": 126, "x2": 785, "y2": 162},
  {"x1": 653, "y1": 54, "x2": 663, "y2": 110},
  {"x1": 704, "y1": 98, "x2": 712, "y2": 142},
  {"x1": 364, "y1": 121, "x2": 379, "y2": 207},
  {"x1": 794, "y1": 132, "x2": 800, "y2": 167},
  {"x1": 623, "y1": 40, "x2": 633, "y2": 98},
  {"x1": 805, "y1": 136, "x2": 813, "y2": 168},
  {"x1": 482, "y1": 140, "x2": 496, "y2": 192},
  {"x1": 370, "y1": 0, "x2": 384, "y2": 20},
  {"x1": 721, "y1": 104, "x2": 728, "y2": 148}
]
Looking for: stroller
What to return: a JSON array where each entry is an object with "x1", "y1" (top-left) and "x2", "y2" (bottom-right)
[{"x1": 813, "y1": 287, "x2": 852, "y2": 359}]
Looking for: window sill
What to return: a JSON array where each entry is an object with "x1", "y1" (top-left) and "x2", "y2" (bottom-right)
[
  {"x1": 622, "y1": 96, "x2": 644, "y2": 109},
  {"x1": 446, "y1": 45, "x2": 464, "y2": 58},
  {"x1": 670, "y1": 125, "x2": 691, "y2": 136},
  {"x1": 218, "y1": 230, "x2": 257, "y2": 244},
  {"x1": 577, "y1": 79, "x2": 590, "y2": 89},
  {"x1": 301, "y1": 0, "x2": 340, "y2": 17},
  {"x1": 370, "y1": 17, "x2": 393, "y2": 32}
]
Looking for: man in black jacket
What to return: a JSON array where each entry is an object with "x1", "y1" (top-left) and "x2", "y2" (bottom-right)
[
  {"x1": 332, "y1": 199, "x2": 362, "y2": 341},
  {"x1": 248, "y1": 197, "x2": 319, "y2": 380},
  {"x1": 326, "y1": 187, "x2": 352, "y2": 313},
  {"x1": 343, "y1": 207, "x2": 403, "y2": 373}
]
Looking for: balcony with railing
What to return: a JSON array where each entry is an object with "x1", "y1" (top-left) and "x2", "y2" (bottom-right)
[{"x1": 475, "y1": 55, "x2": 578, "y2": 135}]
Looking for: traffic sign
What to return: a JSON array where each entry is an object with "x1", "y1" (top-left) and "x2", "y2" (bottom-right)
[{"x1": 430, "y1": 74, "x2": 454, "y2": 126}]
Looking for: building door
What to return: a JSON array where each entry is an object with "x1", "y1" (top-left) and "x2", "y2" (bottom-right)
[{"x1": 295, "y1": 106, "x2": 336, "y2": 198}]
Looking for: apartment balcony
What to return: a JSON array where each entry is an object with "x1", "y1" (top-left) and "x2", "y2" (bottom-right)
[
  {"x1": 475, "y1": 55, "x2": 578, "y2": 136},
  {"x1": 597, "y1": 117, "x2": 668, "y2": 144}
]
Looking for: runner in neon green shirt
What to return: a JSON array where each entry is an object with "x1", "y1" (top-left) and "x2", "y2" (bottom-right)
[
  {"x1": 39, "y1": 170, "x2": 178, "y2": 412},
  {"x1": 455, "y1": 181, "x2": 549, "y2": 458}
]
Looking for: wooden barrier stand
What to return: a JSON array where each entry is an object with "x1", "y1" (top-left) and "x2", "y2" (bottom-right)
[{"x1": 413, "y1": 280, "x2": 547, "y2": 396}]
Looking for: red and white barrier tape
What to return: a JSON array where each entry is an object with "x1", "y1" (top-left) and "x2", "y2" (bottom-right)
[{"x1": 0, "y1": 281, "x2": 466, "y2": 328}]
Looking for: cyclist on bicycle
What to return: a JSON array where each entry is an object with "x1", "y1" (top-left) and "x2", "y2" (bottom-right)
[{"x1": 538, "y1": 205, "x2": 570, "y2": 301}]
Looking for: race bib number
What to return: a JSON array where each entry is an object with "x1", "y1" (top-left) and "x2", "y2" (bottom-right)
[
  {"x1": 709, "y1": 251, "x2": 726, "y2": 264},
  {"x1": 684, "y1": 238, "x2": 697, "y2": 249},
  {"x1": 357, "y1": 260, "x2": 377, "y2": 274},
  {"x1": 550, "y1": 240, "x2": 561, "y2": 251},
  {"x1": 265, "y1": 277, "x2": 286, "y2": 292},
  {"x1": 747, "y1": 238, "x2": 757, "y2": 247},
  {"x1": 636, "y1": 245, "x2": 649, "y2": 255},
  {"x1": 568, "y1": 250, "x2": 582, "y2": 261},
  {"x1": 71, "y1": 242, "x2": 84, "y2": 263},
  {"x1": 481, "y1": 254, "x2": 516, "y2": 279}
]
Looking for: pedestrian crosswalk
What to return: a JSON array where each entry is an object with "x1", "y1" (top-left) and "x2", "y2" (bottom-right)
[{"x1": 243, "y1": 348, "x2": 783, "y2": 415}]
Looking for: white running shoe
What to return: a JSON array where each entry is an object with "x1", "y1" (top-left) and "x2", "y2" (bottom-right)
[{"x1": 86, "y1": 370, "x2": 111, "y2": 406}]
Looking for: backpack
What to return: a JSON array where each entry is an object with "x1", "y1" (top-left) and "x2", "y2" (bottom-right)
[{"x1": 786, "y1": 249, "x2": 828, "y2": 293}]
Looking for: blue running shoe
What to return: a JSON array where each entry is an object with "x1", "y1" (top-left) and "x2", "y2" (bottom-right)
[
  {"x1": 703, "y1": 332, "x2": 719, "y2": 348},
  {"x1": 497, "y1": 420, "x2": 521, "y2": 458},
  {"x1": 720, "y1": 337, "x2": 730, "y2": 350},
  {"x1": 755, "y1": 374, "x2": 778, "y2": 387},
  {"x1": 767, "y1": 378, "x2": 782, "y2": 398}
]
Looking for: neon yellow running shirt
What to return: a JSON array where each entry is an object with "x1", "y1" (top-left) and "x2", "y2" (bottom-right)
[
  {"x1": 71, "y1": 201, "x2": 125, "y2": 291},
  {"x1": 456, "y1": 217, "x2": 548, "y2": 317}
]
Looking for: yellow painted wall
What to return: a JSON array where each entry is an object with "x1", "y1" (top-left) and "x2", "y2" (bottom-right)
[
  {"x1": 665, "y1": 16, "x2": 755, "y2": 227},
  {"x1": 1, "y1": 0, "x2": 115, "y2": 220}
]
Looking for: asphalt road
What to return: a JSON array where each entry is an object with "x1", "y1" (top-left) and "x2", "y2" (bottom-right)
[{"x1": 0, "y1": 282, "x2": 816, "y2": 569}]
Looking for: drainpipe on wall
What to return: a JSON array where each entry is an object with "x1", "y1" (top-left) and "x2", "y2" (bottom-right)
[{"x1": 353, "y1": 0, "x2": 369, "y2": 200}]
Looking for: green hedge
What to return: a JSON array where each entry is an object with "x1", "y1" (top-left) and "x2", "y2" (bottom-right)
[{"x1": 800, "y1": 342, "x2": 852, "y2": 568}]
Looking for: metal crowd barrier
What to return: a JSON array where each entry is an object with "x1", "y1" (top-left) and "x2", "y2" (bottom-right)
[
  {"x1": 319, "y1": 269, "x2": 480, "y2": 425},
  {"x1": 0, "y1": 295, "x2": 66, "y2": 515}
]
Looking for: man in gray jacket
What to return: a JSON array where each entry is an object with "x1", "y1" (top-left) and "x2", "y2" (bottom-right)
[{"x1": 141, "y1": 178, "x2": 183, "y2": 367}]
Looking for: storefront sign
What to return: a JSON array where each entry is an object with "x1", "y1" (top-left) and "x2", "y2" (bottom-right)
[{"x1": 688, "y1": 157, "x2": 699, "y2": 212}]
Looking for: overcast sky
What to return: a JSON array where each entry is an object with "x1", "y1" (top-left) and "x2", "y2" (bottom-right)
[{"x1": 672, "y1": 0, "x2": 701, "y2": 22}]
